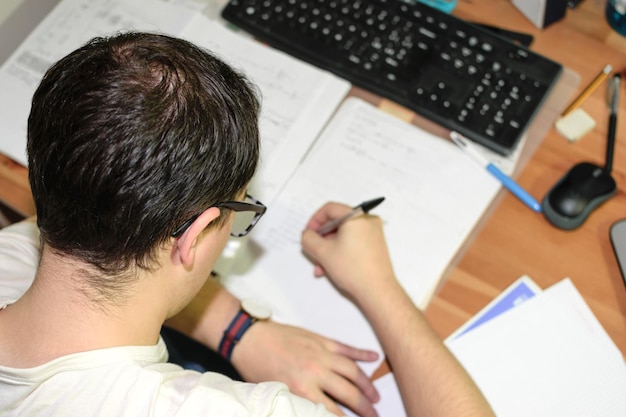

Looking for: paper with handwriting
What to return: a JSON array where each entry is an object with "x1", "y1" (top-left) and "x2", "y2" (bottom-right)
[
  {"x1": 220, "y1": 97, "x2": 501, "y2": 375},
  {"x1": 0, "y1": 0, "x2": 198, "y2": 165},
  {"x1": 0, "y1": 2, "x2": 350, "y2": 205}
]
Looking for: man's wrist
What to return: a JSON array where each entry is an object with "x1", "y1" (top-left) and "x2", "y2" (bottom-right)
[{"x1": 217, "y1": 298, "x2": 271, "y2": 361}]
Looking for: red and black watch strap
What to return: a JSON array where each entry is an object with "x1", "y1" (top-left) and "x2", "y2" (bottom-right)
[{"x1": 218, "y1": 309, "x2": 255, "y2": 361}]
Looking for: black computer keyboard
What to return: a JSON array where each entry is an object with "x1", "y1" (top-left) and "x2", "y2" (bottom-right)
[{"x1": 221, "y1": 0, "x2": 563, "y2": 156}]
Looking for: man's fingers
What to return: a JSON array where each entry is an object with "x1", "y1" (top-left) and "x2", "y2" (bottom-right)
[
  {"x1": 333, "y1": 341, "x2": 380, "y2": 363},
  {"x1": 321, "y1": 372, "x2": 379, "y2": 417},
  {"x1": 329, "y1": 354, "x2": 380, "y2": 404}
]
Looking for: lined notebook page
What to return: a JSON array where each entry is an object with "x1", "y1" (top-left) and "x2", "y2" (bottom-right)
[{"x1": 221, "y1": 97, "x2": 500, "y2": 375}]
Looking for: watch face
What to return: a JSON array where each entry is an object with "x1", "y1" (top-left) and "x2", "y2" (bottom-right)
[{"x1": 241, "y1": 298, "x2": 272, "y2": 320}]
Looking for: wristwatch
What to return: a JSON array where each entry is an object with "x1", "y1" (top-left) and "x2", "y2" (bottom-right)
[{"x1": 218, "y1": 298, "x2": 271, "y2": 360}]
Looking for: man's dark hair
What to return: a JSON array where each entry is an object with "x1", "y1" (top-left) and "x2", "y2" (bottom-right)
[{"x1": 27, "y1": 32, "x2": 260, "y2": 294}]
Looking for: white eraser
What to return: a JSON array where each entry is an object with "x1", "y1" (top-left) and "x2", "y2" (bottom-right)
[{"x1": 555, "y1": 108, "x2": 596, "y2": 142}]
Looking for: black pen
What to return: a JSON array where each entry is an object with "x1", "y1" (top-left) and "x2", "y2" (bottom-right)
[
  {"x1": 317, "y1": 197, "x2": 385, "y2": 235},
  {"x1": 606, "y1": 73, "x2": 620, "y2": 173}
]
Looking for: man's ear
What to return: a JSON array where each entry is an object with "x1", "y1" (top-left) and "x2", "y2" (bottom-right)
[{"x1": 173, "y1": 207, "x2": 221, "y2": 268}]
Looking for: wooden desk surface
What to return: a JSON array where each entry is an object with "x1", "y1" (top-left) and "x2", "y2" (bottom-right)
[
  {"x1": 0, "y1": 0, "x2": 625, "y2": 358},
  {"x1": 423, "y1": 0, "x2": 626, "y2": 356}
]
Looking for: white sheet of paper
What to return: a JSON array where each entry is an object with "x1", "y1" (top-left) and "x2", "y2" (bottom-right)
[
  {"x1": 347, "y1": 278, "x2": 626, "y2": 417},
  {"x1": 447, "y1": 278, "x2": 626, "y2": 417},
  {"x1": 0, "y1": 3, "x2": 350, "y2": 205},
  {"x1": 0, "y1": 0, "x2": 199, "y2": 166}
]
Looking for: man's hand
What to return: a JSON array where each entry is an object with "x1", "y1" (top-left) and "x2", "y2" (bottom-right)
[
  {"x1": 165, "y1": 275, "x2": 380, "y2": 416},
  {"x1": 301, "y1": 202, "x2": 396, "y2": 306},
  {"x1": 233, "y1": 320, "x2": 380, "y2": 417}
]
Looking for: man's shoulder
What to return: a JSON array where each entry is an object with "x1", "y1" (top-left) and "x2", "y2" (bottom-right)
[
  {"x1": 0, "y1": 345, "x2": 332, "y2": 416},
  {"x1": 0, "y1": 220, "x2": 40, "y2": 305},
  {"x1": 0, "y1": 220, "x2": 39, "y2": 265}
]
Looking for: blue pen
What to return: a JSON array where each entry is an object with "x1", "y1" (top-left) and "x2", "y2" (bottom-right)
[{"x1": 450, "y1": 132, "x2": 542, "y2": 213}]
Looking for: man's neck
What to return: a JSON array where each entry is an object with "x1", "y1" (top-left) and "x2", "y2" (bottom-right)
[{"x1": 0, "y1": 248, "x2": 165, "y2": 368}]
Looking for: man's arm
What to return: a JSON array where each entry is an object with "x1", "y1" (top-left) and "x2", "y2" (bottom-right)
[
  {"x1": 164, "y1": 274, "x2": 381, "y2": 417},
  {"x1": 301, "y1": 202, "x2": 496, "y2": 417}
]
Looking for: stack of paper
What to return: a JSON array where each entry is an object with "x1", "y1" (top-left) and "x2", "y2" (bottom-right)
[
  {"x1": 447, "y1": 277, "x2": 626, "y2": 417},
  {"x1": 357, "y1": 277, "x2": 626, "y2": 416}
]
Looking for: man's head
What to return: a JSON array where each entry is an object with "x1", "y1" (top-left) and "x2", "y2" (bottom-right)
[{"x1": 27, "y1": 32, "x2": 260, "y2": 292}]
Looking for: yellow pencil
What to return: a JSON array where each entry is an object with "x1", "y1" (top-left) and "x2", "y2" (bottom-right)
[{"x1": 561, "y1": 64, "x2": 613, "y2": 117}]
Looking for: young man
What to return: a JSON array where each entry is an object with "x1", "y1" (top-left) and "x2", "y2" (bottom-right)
[{"x1": 0, "y1": 32, "x2": 495, "y2": 416}]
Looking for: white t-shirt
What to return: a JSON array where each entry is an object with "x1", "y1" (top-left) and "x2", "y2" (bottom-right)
[{"x1": 0, "y1": 221, "x2": 333, "y2": 416}]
